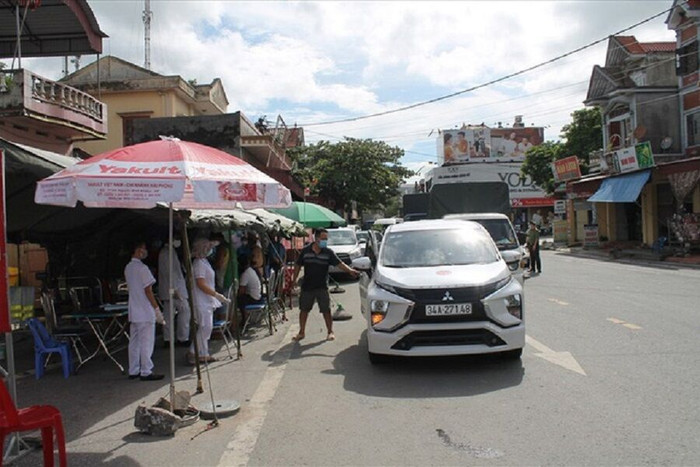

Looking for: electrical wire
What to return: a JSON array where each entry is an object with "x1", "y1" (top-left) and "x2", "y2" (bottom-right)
[{"x1": 300, "y1": 5, "x2": 678, "y2": 127}]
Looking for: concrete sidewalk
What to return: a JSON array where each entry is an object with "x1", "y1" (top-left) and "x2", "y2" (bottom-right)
[{"x1": 541, "y1": 239, "x2": 700, "y2": 270}]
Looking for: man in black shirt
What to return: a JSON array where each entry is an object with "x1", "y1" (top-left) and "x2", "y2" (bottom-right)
[{"x1": 292, "y1": 228, "x2": 359, "y2": 342}]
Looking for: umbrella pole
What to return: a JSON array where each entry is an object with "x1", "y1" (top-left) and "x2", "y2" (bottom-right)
[
  {"x1": 180, "y1": 222, "x2": 203, "y2": 394},
  {"x1": 168, "y1": 205, "x2": 176, "y2": 409}
]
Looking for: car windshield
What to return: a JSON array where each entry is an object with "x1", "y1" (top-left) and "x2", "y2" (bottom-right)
[
  {"x1": 380, "y1": 227, "x2": 499, "y2": 267},
  {"x1": 356, "y1": 231, "x2": 369, "y2": 243},
  {"x1": 327, "y1": 230, "x2": 357, "y2": 246},
  {"x1": 475, "y1": 219, "x2": 519, "y2": 250}
]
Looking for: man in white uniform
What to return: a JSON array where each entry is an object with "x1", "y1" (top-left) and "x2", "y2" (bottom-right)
[
  {"x1": 126, "y1": 240, "x2": 165, "y2": 381},
  {"x1": 158, "y1": 239, "x2": 191, "y2": 347}
]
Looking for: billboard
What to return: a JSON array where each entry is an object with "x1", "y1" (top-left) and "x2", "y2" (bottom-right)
[
  {"x1": 612, "y1": 142, "x2": 655, "y2": 173},
  {"x1": 430, "y1": 162, "x2": 553, "y2": 207},
  {"x1": 552, "y1": 156, "x2": 582, "y2": 182},
  {"x1": 437, "y1": 125, "x2": 544, "y2": 165}
]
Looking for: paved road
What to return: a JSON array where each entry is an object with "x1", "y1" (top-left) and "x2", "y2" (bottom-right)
[{"x1": 11, "y1": 250, "x2": 700, "y2": 465}]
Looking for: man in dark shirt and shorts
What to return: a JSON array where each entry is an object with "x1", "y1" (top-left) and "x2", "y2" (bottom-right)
[{"x1": 292, "y1": 228, "x2": 359, "y2": 342}]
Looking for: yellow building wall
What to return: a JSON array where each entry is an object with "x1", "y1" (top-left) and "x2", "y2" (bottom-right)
[{"x1": 76, "y1": 90, "x2": 188, "y2": 155}]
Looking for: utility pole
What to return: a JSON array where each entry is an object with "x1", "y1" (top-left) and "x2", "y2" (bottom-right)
[{"x1": 143, "y1": 0, "x2": 152, "y2": 70}]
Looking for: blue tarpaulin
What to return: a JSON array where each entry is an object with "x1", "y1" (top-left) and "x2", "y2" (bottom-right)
[{"x1": 587, "y1": 170, "x2": 651, "y2": 203}]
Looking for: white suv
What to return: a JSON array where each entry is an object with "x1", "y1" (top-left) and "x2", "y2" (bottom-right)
[
  {"x1": 353, "y1": 219, "x2": 525, "y2": 364},
  {"x1": 326, "y1": 228, "x2": 363, "y2": 274}
]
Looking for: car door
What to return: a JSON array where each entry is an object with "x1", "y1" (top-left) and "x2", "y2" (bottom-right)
[{"x1": 358, "y1": 231, "x2": 380, "y2": 316}]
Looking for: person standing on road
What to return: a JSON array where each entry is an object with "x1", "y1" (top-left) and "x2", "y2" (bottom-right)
[
  {"x1": 126, "y1": 240, "x2": 165, "y2": 381},
  {"x1": 526, "y1": 220, "x2": 542, "y2": 274},
  {"x1": 291, "y1": 228, "x2": 359, "y2": 342},
  {"x1": 158, "y1": 238, "x2": 191, "y2": 348}
]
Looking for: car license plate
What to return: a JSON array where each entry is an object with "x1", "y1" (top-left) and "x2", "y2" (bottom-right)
[{"x1": 425, "y1": 303, "x2": 472, "y2": 316}]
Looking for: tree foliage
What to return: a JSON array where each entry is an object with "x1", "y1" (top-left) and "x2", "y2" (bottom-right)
[
  {"x1": 520, "y1": 141, "x2": 564, "y2": 194},
  {"x1": 521, "y1": 107, "x2": 603, "y2": 194},
  {"x1": 560, "y1": 107, "x2": 603, "y2": 170},
  {"x1": 287, "y1": 138, "x2": 413, "y2": 214}
]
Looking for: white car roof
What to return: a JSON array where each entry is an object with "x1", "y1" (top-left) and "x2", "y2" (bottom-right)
[
  {"x1": 443, "y1": 213, "x2": 510, "y2": 221},
  {"x1": 386, "y1": 219, "x2": 484, "y2": 233}
]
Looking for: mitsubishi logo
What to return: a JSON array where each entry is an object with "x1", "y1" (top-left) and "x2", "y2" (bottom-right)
[{"x1": 442, "y1": 291, "x2": 454, "y2": 302}]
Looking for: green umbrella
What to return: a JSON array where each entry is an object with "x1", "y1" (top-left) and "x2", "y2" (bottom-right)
[{"x1": 270, "y1": 201, "x2": 347, "y2": 228}]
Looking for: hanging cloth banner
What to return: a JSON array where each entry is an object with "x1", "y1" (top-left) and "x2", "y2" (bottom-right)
[{"x1": 667, "y1": 169, "x2": 700, "y2": 210}]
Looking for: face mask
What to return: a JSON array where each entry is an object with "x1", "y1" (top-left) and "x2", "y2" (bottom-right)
[
  {"x1": 207, "y1": 248, "x2": 215, "y2": 257},
  {"x1": 172, "y1": 240, "x2": 181, "y2": 248},
  {"x1": 319, "y1": 240, "x2": 328, "y2": 248}
]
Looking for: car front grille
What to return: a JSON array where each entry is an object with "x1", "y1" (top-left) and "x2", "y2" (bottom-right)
[
  {"x1": 390, "y1": 329, "x2": 506, "y2": 350},
  {"x1": 391, "y1": 282, "x2": 502, "y2": 325}
]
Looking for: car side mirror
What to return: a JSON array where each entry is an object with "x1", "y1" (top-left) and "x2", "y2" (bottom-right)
[{"x1": 352, "y1": 257, "x2": 372, "y2": 271}]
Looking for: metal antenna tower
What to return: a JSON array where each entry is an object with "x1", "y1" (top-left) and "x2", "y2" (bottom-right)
[{"x1": 143, "y1": 0, "x2": 152, "y2": 70}]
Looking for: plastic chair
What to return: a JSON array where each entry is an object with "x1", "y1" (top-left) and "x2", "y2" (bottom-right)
[
  {"x1": 0, "y1": 380, "x2": 67, "y2": 467},
  {"x1": 212, "y1": 284, "x2": 236, "y2": 359},
  {"x1": 40, "y1": 292, "x2": 89, "y2": 368},
  {"x1": 26, "y1": 319, "x2": 73, "y2": 379}
]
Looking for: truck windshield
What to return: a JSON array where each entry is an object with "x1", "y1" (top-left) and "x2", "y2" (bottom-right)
[{"x1": 380, "y1": 228, "x2": 499, "y2": 268}]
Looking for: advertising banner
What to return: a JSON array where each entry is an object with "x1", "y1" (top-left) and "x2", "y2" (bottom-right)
[
  {"x1": 554, "y1": 199, "x2": 567, "y2": 214},
  {"x1": 553, "y1": 219, "x2": 568, "y2": 242},
  {"x1": 552, "y1": 156, "x2": 581, "y2": 182},
  {"x1": 612, "y1": 142, "x2": 654, "y2": 173},
  {"x1": 430, "y1": 162, "x2": 553, "y2": 206},
  {"x1": 613, "y1": 146, "x2": 638, "y2": 173},
  {"x1": 635, "y1": 141, "x2": 654, "y2": 169},
  {"x1": 583, "y1": 224, "x2": 599, "y2": 248},
  {"x1": 438, "y1": 126, "x2": 543, "y2": 165}
]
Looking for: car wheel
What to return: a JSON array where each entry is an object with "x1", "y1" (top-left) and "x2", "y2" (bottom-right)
[
  {"x1": 501, "y1": 348, "x2": 523, "y2": 360},
  {"x1": 368, "y1": 352, "x2": 389, "y2": 365}
]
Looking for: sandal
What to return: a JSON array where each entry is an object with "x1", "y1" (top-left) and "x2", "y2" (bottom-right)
[
  {"x1": 326, "y1": 332, "x2": 336, "y2": 341},
  {"x1": 292, "y1": 333, "x2": 305, "y2": 342}
]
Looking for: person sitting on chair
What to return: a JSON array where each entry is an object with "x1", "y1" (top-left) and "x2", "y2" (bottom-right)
[{"x1": 238, "y1": 255, "x2": 264, "y2": 331}]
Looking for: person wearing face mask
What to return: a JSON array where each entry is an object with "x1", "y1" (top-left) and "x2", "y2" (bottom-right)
[
  {"x1": 157, "y1": 238, "x2": 191, "y2": 348},
  {"x1": 188, "y1": 237, "x2": 231, "y2": 364},
  {"x1": 248, "y1": 232, "x2": 264, "y2": 277},
  {"x1": 291, "y1": 228, "x2": 359, "y2": 342},
  {"x1": 125, "y1": 240, "x2": 165, "y2": 381}
]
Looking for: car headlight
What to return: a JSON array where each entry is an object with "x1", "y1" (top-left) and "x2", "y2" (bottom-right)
[
  {"x1": 370, "y1": 299, "x2": 389, "y2": 325},
  {"x1": 505, "y1": 294, "x2": 522, "y2": 319},
  {"x1": 507, "y1": 260, "x2": 519, "y2": 272}
]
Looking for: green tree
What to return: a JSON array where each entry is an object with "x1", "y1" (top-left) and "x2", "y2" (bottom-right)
[
  {"x1": 288, "y1": 138, "x2": 413, "y2": 215},
  {"x1": 521, "y1": 107, "x2": 603, "y2": 194},
  {"x1": 520, "y1": 141, "x2": 564, "y2": 194},
  {"x1": 560, "y1": 107, "x2": 603, "y2": 171}
]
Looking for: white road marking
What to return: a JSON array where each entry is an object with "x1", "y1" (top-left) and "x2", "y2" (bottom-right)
[
  {"x1": 623, "y1": 323, "x2": 642, "y2": 330},
  {"x1": 547, "y1": 298, "x2": 569, "y2": 306},
  {"x1": 526, "y1": 335, "x2": 587, "y2": 376},
  {"x1": 607, "y1": 317, "x2": 625, "y2": 324},
  {"x1": 218, "y1": 325, "x2": 298, "y2": 467}
]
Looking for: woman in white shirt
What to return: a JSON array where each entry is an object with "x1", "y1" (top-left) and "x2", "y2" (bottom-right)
[{"x1": 188, "y1": 237, "x2": 230, "y2": 364}]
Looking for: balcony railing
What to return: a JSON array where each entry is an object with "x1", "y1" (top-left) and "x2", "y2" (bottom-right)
[{"x1": 0, "y1": 68, "x2": 107, "y2": 136}]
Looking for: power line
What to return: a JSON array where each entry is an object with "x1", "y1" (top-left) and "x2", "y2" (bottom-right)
[{"x1": 300, "y1": 5, "x2": 676, "y2": 127}]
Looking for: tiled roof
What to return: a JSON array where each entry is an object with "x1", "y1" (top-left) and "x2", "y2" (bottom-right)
[{"x1": 616, "y1": 36, "x2": 674, "y2": 54}]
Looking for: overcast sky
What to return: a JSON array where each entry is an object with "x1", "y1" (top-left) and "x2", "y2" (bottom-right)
[{"x1": 20, "y1": 1, "x2": 676, "y2": 177}]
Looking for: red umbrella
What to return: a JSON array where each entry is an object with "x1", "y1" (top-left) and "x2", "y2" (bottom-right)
[
  {"x1": 34, "y1": 137, "x2": 292, "y2": 408},
  {"x1": 35, "y1": 137, "x2": 291, "y2": 209}
]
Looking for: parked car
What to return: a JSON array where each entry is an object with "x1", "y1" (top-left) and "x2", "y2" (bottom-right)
[
  {"x1": 443, "y1": 213, "x2": 528, "y2": 281},
  {"x1": 353, "y1": 219, "x2": 525, "y2": 364},
  {"x1": 326, "y1": 228, "x2": 363, "y2": 274}
]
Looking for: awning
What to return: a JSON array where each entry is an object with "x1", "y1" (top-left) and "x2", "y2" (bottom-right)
[{"x1": 587, "y1": 170, "x2": 651, "y2": 203}]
